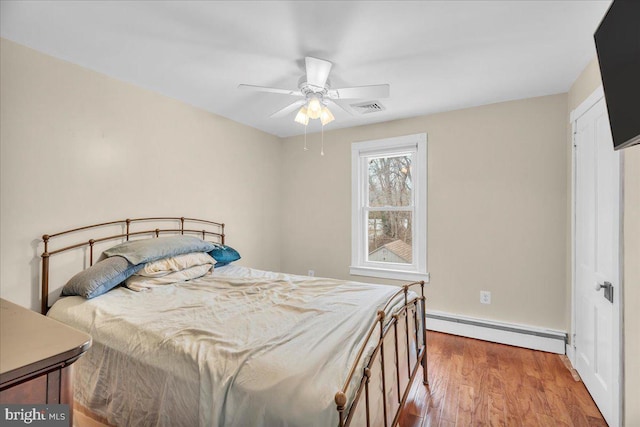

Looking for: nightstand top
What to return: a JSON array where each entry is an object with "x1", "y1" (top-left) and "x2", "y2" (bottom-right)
[{"x1": 0, "y1": 298, "x2": 91, "y2": 386}]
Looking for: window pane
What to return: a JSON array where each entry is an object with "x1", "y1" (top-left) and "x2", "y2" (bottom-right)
[
  {"x1": 367, "y1": 211, "x2": 413, "y2": 264},
  {"x1": 368, "y1": 154, "x2": 413, "y2": 207}
]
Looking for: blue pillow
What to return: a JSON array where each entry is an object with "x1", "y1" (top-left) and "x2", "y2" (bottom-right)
[
  {"x1": 103, "y1": 235, "x2": 215, "y2": 265},
  {"x1": 62, "y1": 256, "x2": 143, "y2": 299},
  {"x1": 208, "y1": 244, "x2": 241, "y2": 267}
]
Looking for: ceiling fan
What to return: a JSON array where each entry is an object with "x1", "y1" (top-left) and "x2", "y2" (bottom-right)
[{"x1": 238, "y1": 57, "x2": 390, "y2": 126}]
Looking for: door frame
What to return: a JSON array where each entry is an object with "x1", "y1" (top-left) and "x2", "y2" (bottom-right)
[{"x1": 569, "y1": 86, "x2": 624, "y2": 426}]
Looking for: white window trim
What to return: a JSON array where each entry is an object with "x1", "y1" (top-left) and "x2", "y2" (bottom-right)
[{"x1": 350, "y1": 133, "x2": 429, "y2": 282}]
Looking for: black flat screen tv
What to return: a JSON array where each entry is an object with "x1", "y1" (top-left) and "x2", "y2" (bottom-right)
[{"x1": 594, "y1": 0, "x2": 640, "y2": 150}]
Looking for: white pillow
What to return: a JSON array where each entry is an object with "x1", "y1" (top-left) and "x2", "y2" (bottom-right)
[
  {"x1": 126, "y1": 264, "x2": 213, "y2": 292},
  {"x1": 136, "y1": 252, "x2": 216, "y2": 278}
]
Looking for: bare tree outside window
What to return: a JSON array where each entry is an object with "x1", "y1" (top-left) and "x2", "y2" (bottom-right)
[{"x1": 367, "y1": 155, "x2": 413, "y2": 264}]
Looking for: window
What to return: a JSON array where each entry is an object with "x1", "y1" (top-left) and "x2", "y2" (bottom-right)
[{"x1": 351, "y1": 133, "x2": 428, "y2": 282}]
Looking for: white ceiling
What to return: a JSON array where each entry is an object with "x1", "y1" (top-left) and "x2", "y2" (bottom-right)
[{"x1": 0, "y1": 1, "x2": 611, "y2": 137}]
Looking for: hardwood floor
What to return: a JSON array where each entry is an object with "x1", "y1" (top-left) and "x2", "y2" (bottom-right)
[{"x1": 399, "y1": 332, "x2": 607, "y2": 427}]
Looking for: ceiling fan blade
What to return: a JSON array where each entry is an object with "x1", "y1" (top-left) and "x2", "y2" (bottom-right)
[
  {"x1": 270, "y1": 100, "x2": 306, "y2": 118},
  {"x1": 305, "y1": 57, "x2": 333, "y2": 88},
  {"x1": 329, "y1": 84, "x2": 390, "y2": 100},
  {"x1": 327, "y1": 99, "x2": 355, "y2": 116},
  {"x1": 238, "y1": 84, "x2": 302, "y2": 97}
]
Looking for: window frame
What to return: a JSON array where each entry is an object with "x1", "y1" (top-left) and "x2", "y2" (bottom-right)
[{"x1": 350, "y1": 133, "x2": 429, "y2": 282}]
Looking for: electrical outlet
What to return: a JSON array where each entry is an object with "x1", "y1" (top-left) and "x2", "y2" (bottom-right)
[
  {"x1": 480, "y1": 291, "x2": 491, "y2": 304},
  {"x1": 308, "y1": 270, "x2": 315, "y2": 277}
]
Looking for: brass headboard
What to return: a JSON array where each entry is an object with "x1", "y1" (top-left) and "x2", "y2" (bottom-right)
[{"x1": 40, "y1": 217, "x2": 225, "y2": 314}]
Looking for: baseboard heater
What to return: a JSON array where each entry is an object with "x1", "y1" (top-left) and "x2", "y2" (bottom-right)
[{"x1": 425, "y1": 311, "x2": 567, "y2": 354}]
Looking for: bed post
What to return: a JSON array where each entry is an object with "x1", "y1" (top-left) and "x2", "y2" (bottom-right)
[
  {"x1": 420, "y1": 281, "x2": 428, "y2": 385},
  {"x1": 378, "y1": 310, "x2": 388, "y2": 427},
  {"x1": 393, "y1": 314, "x2": 401, "y2": 404},
  {"x1": 221, "y1": 223, "x2": 226, "y2": 245},
  {"x1": 403, "y1": 286, "x2": 411, "y2": 379},
  {"x1": 89, "y1": 239, "x2": 95, "y2": 266},
  {"x1": 335, "y1": 391, "x2": 347, "y2": 427},
  {"x1": 364, "y1": 367, "x2": 371, "y2": 426},
  {"x1": 41, "y1": 235, "x2": 50, "y2": 315}
]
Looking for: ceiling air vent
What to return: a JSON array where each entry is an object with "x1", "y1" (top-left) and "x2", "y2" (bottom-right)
[{"x1": 350, "y1": 100, "x2": 386, "y2": 114}]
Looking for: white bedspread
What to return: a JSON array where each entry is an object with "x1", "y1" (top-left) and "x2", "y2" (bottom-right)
[{"x1": 47, "y1": 266, "x2": 415, "y2": 427}]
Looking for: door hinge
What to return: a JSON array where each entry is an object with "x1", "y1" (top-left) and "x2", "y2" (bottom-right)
[{"x1": 572, "y1": 333, "x2": 576, "y2": 349}]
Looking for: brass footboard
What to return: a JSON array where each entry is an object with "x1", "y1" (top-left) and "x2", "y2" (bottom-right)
[{"x1": 336, "y1": 282, "x2": 427, "y2": 427}]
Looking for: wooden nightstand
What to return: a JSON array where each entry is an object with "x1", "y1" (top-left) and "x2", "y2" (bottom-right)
[{"x1": 0, "y1": 298, "x2": 91, "y2": 413}]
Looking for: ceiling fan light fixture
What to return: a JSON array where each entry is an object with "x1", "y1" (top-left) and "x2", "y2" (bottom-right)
[
  {"x1": 294, "y1": 107, "x2": 309, "y2": 125},
  {"x1": 307, "y1": 96, "x2": 322, "y2": 119},
  {"x1": 320, "y1": 106, "x2": 334, "y2": 125}
]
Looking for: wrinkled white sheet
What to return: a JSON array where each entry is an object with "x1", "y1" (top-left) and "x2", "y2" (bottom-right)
[{"x1": 48, "y1": 266, "x2": 416, "y2": 427}]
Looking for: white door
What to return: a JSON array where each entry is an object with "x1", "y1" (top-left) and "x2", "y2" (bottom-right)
[{"x1": 573, "y1": 94, "x2": 621, "y2": 426}]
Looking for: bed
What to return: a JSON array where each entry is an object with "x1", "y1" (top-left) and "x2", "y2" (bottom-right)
[{"x1": 40, "y1": 217, "x2": 428, "y2": 427}]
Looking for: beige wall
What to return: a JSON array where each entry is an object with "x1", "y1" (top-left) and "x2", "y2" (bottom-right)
[
  {"x1": 281, "y1": 94, "x2": 569, "y2": 330},
  {"x1": 567, "y1": 57, "x2": 639, "y2": 427},
  {"x1": 0, "y1": 39, "x2": 282, "y2": 310},
  {"x1": 623, "y1": 147, "x2": 640, "y2": 427},
  {"x1": 568, "y1": 57, "x2": 603, "y2": 113}
]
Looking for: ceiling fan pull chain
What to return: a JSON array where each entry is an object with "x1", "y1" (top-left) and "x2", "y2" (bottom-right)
[
  {"x1": 304, "y1": 124, "x2": 308, "y2": 151},
  {"x1": 321, "y1": 124, "x2": 325, "y2": 156}
]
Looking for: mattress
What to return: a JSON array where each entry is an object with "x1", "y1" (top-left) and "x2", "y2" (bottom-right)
[{"x1": 47, "y1": 265, "x2": 417, "y2": 427}]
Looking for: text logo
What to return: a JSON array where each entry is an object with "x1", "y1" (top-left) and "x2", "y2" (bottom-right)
[{"x1": 1, "y1": 405, "x2": 69, "y2": 426}]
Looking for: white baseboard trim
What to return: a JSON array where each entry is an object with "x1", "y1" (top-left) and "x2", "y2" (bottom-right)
[{"x1": 426, "y1": 310, "x2": 567, "y2": 354}]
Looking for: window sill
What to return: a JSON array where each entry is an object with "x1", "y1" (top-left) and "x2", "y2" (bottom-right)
[{"x1": 349, "y1": 266, "x2": 430, "y2": 283}]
